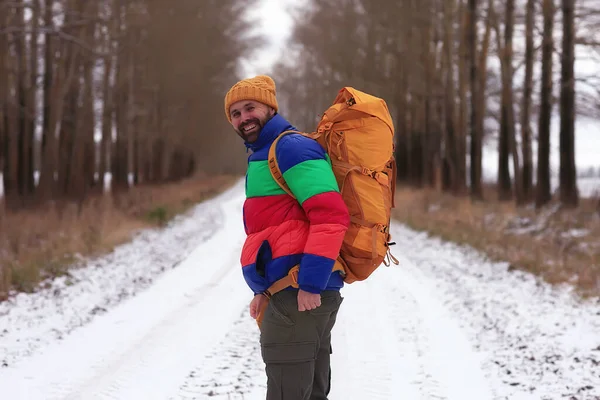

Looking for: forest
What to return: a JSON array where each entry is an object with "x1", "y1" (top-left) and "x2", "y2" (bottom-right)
[
  {"x1": 272, "y1": 0, "x2": 597, "y2": 208},
  {"x1": 0, "y1": 0, "x2": 252, "y2": 212}
]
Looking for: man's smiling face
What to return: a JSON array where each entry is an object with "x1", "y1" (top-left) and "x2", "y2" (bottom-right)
[{"x1": 229, "y1": 100, "x2": 275, "y2": 143}]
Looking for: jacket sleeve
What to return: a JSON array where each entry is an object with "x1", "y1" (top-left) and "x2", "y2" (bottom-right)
[{"x1": 276, "y1": 134, "x2": 350, "y2": 293}]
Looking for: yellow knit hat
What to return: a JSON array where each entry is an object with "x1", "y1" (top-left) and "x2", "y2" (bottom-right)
[{"x1": 224, "y1": 75, "x2": 279, "y2": 122}]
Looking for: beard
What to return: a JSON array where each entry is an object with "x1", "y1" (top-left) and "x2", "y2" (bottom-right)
[{"x1": 235, "y1": 115, "x2": 270, "y2": 143}]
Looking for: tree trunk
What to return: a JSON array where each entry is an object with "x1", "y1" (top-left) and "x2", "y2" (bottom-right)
[
  {"x1": 16, "y1": 1, "x2": 34, "y2": 205},
  {"x1": 468, "y1": 0, "x2": 483, "y2": 199},
  {"x1": 521, "y1": 0, "x2": 535, "y2": 202},
  {"x1": 70, "y1": 1, "x2": 97, "y2": 205},
  {"x1": 22, "y1": 0, "x2": 39, "y2": 202},
  {"x1": 442, "y1": 0, "x2": 458, "y2": 192},
  {"x1": 559, "y1": 0, "x2": 578, "y2": 207},
  {"x1": 505, "y1": 0, "x2": 523, "y2": 204},
  {"x1": 476, "y1": 0, "x2": 493, "y2": 190},
  {"x1": 394, "y1": 60, "x2": 409, "y2": 183},
  {"x1": 457, "y1": 0, "x2": 468, "y2": 192},
  {"x1": 126, "y1": 26, "x2": 136, "y2": 186},
  {"x1": 99, "y1": 48, "x2": 113, "y2": 193},
  {"x1": 58, "y1": 80, "x2": 76, "y2": 198},
  {"x1": 0, "y1": 4, "x2": 7, "y2": 197},
  {"x1": 394, "y1": 2, "x2": 413, "y2": 184},
  {"x1": 4, "y1": 7, "x2": 21, "y2": 209},
  {"x1": 420, "y1": 0, "x2": 434, "y2": 187},
  {"x1": 112, "y1": 3, "x2": 129, "y2": 193},
  {"x1": 536, "y1": 0, "x2": 554, "y2": 208},
  {"x1": 37, "y1": 0, "x2": 55, "y2": 202},
  {"x1": 39, "y1": 0, "x2": 84, "y2": 202},
  {"x1": 493, "y1": 1, "x2": 511, "y2": 201},
  {"x1": 496, "y1": 0, "x2": 523, "y2": 203}
]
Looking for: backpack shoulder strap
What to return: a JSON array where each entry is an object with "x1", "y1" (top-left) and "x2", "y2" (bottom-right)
[{"x1": 267, "y1": 130, "x2": 298, "y2": 199}]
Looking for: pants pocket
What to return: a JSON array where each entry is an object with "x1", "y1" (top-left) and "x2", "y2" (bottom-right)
[
  {"x1": 309, "y1": 291, "x2": 342, "y2": 316},
  {"x1": 269, "y1": 295, "x2": 294, "y2": 326},
  {"x1": 262, "y1": 342, "x2": 317, "y2": 363}
]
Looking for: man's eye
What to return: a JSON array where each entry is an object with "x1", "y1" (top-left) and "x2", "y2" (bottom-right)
[{"x1": 248, "y1": 107, "x2": 254, "y2": 111}]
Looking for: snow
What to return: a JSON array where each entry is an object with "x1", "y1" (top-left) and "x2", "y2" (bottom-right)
[
  {"x1": 1, "y1": 180, "x2": 599, "y2": 399},
  {"x1": 561, "y1": 228, "x2": 591, "y2": 239}
]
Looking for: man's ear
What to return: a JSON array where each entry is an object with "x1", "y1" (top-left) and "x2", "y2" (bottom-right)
[{"x1": 268, "y1": 107, "x2": 276, "y2": 117}]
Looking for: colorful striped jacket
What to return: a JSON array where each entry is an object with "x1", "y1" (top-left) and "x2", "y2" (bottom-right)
[{"x1": 241, "y1": 113, "x2": 350, "y2": 294}]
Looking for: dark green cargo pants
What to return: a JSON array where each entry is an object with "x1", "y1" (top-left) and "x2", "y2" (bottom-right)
[{"x1": 260, "y1": 290, "x2": 343, "y2": 400}]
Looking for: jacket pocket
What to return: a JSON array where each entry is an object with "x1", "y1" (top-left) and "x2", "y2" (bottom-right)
[{"x1": 243, "y1": 240, "x2": 272, "y2": 293}]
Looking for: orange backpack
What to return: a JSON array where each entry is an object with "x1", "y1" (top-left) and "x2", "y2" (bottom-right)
[{"x1": 268, "y1": 87, "x2": 399, "y2": 284}]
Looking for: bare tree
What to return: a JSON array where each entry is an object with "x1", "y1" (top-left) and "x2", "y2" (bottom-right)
[
  {"x1": 521, "y1": 0, "x2": 536, "y2": 201},
  {"x1": 457, "y1": 0, "x2": 469, "y2": 192},
  {"x1": 442, "y1": 0, "x2": 460, "y2": 192},
  {"x1": 536, "y1": 0, "x2": 555, "y2": 208},
  {"x1": 476, "y1": 0, "x2": 493, "y2": 188},
  {"x1": 468, "y1": 0, "x2": 483, "y2": 199},
  {"x1": 495, "y1": 0, "x2": 524, "y2": 203},
  {"x1": 0, "y1": 1, "x2": 8, "y2": 192},
  {"x1": 3, "y1": 3, "x2": 21, "y2": 209},
  {"x1": 559, "y1": 0, "x2": 578, "y2": 207},
  {"x1": 493, "y1": 1, "x2": 513, "y2": 201}
]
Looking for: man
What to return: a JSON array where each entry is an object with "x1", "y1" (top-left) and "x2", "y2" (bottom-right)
[{"x1": 224, "y1": 75, "x2": 350, "y2": 400}]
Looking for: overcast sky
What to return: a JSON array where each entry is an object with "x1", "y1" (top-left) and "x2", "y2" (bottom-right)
[{"x1": 241, "y1": 0, "x2": 295, "y2": 77}]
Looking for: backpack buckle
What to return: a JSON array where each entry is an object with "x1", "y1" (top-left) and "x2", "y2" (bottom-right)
[
  {"x1": 318, "y1": 122, "x2": 333, "y2": 134},
  {"x1": 288, "y1": 265, "x2": 300, "y2": 288},
  {"x1": 376, "y1": 224, "x2": 388, "y2": 233},
  {"x1": 361, "y1": 167, "x2": 374, "y2": 177},
  {"x1": 374, "y1": 172, "x2": 390, "y2": 187}
]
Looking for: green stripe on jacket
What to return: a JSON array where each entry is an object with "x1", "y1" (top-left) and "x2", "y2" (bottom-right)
[
  {"x1": 282, "y1": 158, "x2": 339, "y2": 205},
  {"x1": 246, "y1": 160, "x2": 287, "y2": 198}
]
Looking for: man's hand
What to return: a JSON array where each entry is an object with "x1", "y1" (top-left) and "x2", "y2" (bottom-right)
[
  {"x1": 298, "y1": 289, "x2": 321, "y2": 311},
  {"x1": 249, "y1": 294, "x2": 266, "y2": 319}
]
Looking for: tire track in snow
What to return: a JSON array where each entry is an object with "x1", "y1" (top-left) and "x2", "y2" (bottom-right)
[
  {"x1": 171, "y1": 312, "x2": 265, "y2": 400},
  {"x1": 330, "y1": 227, "x2": 495, "y2": 400},
  {"x1": 69, "y1": 255, "x2": 243, "y2": 400}
]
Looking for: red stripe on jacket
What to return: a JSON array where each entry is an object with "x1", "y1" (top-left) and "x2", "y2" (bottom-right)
[{"x1": 301, "y1": 191, "x2": 350, "y2": 258}]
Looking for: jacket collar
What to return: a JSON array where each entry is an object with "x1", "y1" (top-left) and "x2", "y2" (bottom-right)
[{"x1": 244, "y1": 114, "x2": 297, "y2": 152}]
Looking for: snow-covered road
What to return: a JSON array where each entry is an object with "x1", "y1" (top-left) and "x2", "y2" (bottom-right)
[{"x1": 1, "y1": 181, "x2": 599, "y2": 400}]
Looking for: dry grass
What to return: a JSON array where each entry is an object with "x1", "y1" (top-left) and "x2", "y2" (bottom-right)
[
  {"x1": 0, "y1": 174, "x2": 239, "y2": 299},
  {"x1": 392, "y1": 186, "x2": 600, "y2": 297}
]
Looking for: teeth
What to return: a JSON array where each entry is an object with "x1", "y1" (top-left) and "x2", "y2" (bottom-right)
[{"x1": 243, "y1": 124, "x2": 257, "y2": 132}]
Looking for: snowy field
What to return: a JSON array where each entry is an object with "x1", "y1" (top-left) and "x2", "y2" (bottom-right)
[{"x1": 0, "y1": 181, "x2": 599, "y2": 400}]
